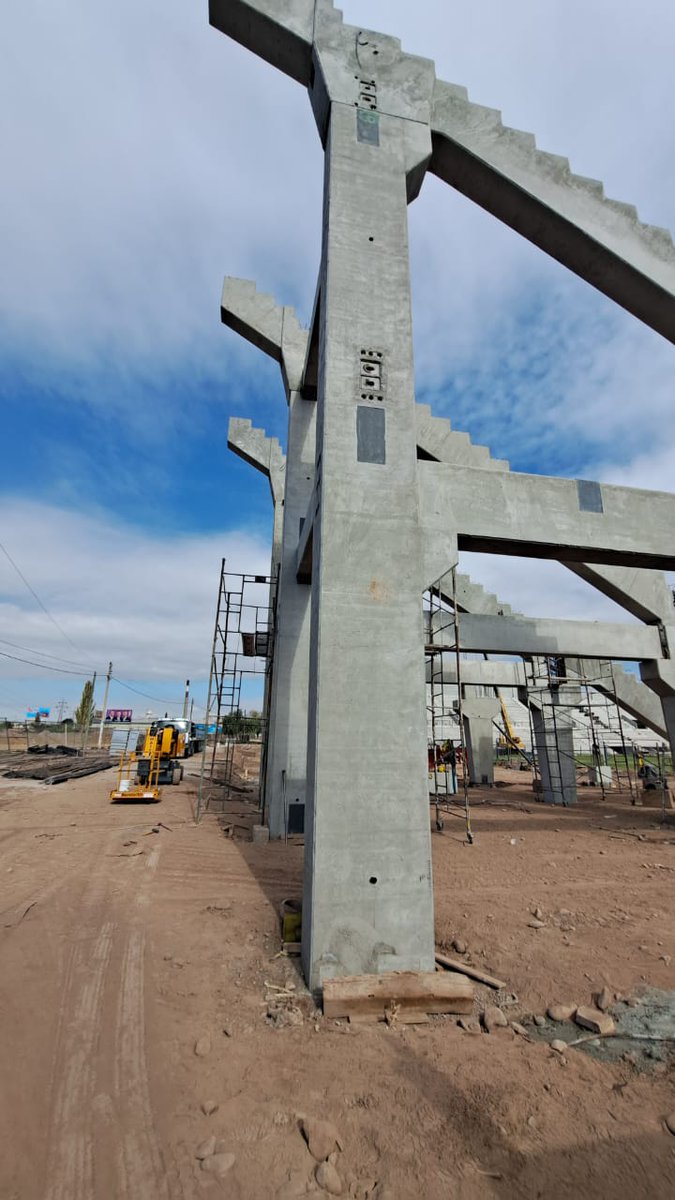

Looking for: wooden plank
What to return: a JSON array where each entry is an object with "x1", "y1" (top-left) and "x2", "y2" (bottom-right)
[
  {"x1": 435, "y1": 952, "x2": 506, "y2": 991},
  {"x1": 322, "y1": 970, "x2": 474, "y2": 1020}
]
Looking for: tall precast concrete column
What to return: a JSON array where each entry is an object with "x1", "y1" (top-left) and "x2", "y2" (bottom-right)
[
  {"x1": 302, "y1": 46, "x2": 437, "y2": 988},
  {"x1": 265, "y1": 392, "x2": 316, "y2": 836}
]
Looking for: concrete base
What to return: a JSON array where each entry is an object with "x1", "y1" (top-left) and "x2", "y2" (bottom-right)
[{"x1": 252, "y1": 824, "x2": 270, "y2": 844}]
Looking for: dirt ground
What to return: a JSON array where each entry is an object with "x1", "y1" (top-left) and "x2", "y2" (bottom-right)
[{"x1": 0, "y1": 758, "x2": 673, "y2": 1199}]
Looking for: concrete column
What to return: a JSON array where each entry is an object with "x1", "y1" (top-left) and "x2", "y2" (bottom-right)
[
  {"x1": 639, "y1": 659, "x2": 675, "y2": 763},
  {"x1": 302, "y1": 101, "x2": 435, "y2": 990},
  {"x1": 461, "y1": 692, "x2": 499, "y2": 786},
  {"x1": 265, "y1": 392, "x2": 316, "y2": 836},
  {"x1": 530, "y1": 690, "x2": 577, "y2": 806}
]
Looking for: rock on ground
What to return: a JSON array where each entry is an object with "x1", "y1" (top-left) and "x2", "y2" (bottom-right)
[
  {"x1": 201, "y1": 1152, "x2": 236, "y2": 1180},
  {"x1": 300, "y1": 1116, "x2": 342, "y2": 1161},
  {"x1": 315, "y1": 1159, "x2": 343, "y2": 1195},
  {"x1": 482, "y1": 1006, "x2": 508, "y2": 1032},
  {"x1": 194, "y1": 1035, "x2": 211, "y2": 1057},
  {"x1": 574, "y1": 1007, "x2": 616, "y2": 1036},
  {"x1": 547, "y1": 1004, "x2": 576, "y2": 1022}
]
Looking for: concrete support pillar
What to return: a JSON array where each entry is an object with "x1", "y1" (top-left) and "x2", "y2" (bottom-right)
[
  {"x1": 461, "y1": 692, "x2": 499, "y2": 786},
  {"x1": 301, "y1": 102, "x2": 435, "y2": 990},
  {"x1": 639, "y1": 659, "x2": 675, "y2": 764},
  {"x1": 265, "y1": 393, "x2": 316, "y2": 837},
  {"x1": 531, "y1": 691, "x2": 577, "y2": 806}
]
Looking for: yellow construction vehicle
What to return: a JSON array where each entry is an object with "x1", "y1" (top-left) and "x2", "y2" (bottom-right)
[
  {"x1": 496, "y1": 692, "x2": 524, "y2": 750},
  {"x1": 110, "y1": 720, "x2": 185, "y2": 802}
]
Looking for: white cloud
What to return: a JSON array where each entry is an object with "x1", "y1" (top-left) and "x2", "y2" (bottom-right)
[{"x1": 0, "y1": 499, "x2": 271, "y2": 718}]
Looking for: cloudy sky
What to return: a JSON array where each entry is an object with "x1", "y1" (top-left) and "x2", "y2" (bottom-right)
[{"x1": 1, "y1": 0, "x2": 674, "y2": 720}]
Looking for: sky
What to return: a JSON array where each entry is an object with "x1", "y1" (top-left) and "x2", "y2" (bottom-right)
[{"x1": 1, "y1": 0, "x2": 674, "y2": 721}]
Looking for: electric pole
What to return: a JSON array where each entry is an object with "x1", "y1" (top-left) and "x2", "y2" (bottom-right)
[
  {"x1": 97, "y1": 662, "x2": 113, "y2": 748},
  {"x1": 182, "y1": 679, "x2": 190, "y2": 719}
]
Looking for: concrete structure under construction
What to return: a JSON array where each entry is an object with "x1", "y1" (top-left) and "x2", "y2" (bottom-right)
[{"x1": 212, "y1": 1, "x2": 675, "y2": 989}]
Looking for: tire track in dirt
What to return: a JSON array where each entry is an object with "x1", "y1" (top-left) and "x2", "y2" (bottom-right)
[
  {"x1": 44, "y1": 920, "x2": 115, "y2": 1200},
  {"x1": 114, "y1": 928, "x2": 172, "y2": 1200}
]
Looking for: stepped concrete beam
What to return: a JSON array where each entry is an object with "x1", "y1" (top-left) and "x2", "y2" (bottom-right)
[
  {"x1": 442, "y1": 574, "x2": 669, "y2": 745},
  {"x1": 419, "y1": 463, "x2": 675, "y2": 571},
  {"x1": 566, "y1": 658, "x2": 667, "y2": 741},
  {"x1": 227, "y1": 417, "x2": 285, "y2": 503},
  {"x1": 415, "y1": 403, "x2": 509, "y2": 472},
  {"x1": 430, "y1": 82, "x2": 675, "y2": 344},
  {"x1": 209, "y1": 1, "x2": 315, "y2": 86},
  {"x1": 449, "y1": 613, "x2": 663, "y2": 662},
  {"x1": 220, "y1": 277, "x2": 308, "y2": 397},
  {"x1": 564, "y1": 564, "x2": 674, "y2": 626}
]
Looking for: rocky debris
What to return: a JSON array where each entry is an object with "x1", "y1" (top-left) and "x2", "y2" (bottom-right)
[
  {"x1": 315, "y1": 1160, "x2": 343, "y2": 1195},
  {"x1": 196, "y1": 1136, "x2": 217, "y2": 1160},
  {"x1": 574, "y1": 1007, "x2": 616, "y2": 1036},
  {"x1": 532, "y1": 907, "x2": 544, "y2": 921},
  {"x1": 595, "y1": 987, "x2": 612, "y2": 1012},
  {"x1": 511, "y1": 1022, "x2": 530, "y2": 1038},
  {"x1": 452, "y1": 938, "x2": 467, "y2": 954},
  {"x1": 222, "y1": 1023, "x2": 234, "y2": 1037},
  {"x1": 664, "y1": 1113, "x2": 675, "y2": 1137},
  {"x1": 268, "y1": 1002, "x2": 304, "y2": 1028},
  {"x1": 533, "y1": 1015, "x2": 546, "y2": 1027},
  {"x1": 458, "y1": 1017, "x2": 481, "y2": 1035},
  {"x1": 550, "y1": 1040, "x2": 567, "y2": 1054},
  {"x1": 194, "y1": 1035, "x2": 211, "y2": 1057},
  {"x1": 201, "y1": 1152, "x2": 236, "y2": 1179},
  {"x1": 300, "y1": 1117, "x2": 343, "y2": 1161},
  {"x1": 527, "y1": 919, "x2": 546, "y2": 929},
  {"x1": 482, "y1": 1006, "x2": 508, "y2": 1033},
  {"x1": 547, "y1": 1004, "x2": 576, "y2": 1022},
  {"x1": 201, "y1": 1100, "x2": 218, "y2": 1116}
]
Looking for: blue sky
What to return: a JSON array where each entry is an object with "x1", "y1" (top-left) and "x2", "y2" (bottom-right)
[{"x1": 1, "y1": 0, "x2": 675, "y2": 720}]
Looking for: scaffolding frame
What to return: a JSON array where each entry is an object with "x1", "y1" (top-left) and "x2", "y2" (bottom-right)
[
  {"x1": 425, "y1": 568, "x2": 473, "y2": 842},
  {"x1": 196, "y1": 562, "x2": 275, "y2": 821}
]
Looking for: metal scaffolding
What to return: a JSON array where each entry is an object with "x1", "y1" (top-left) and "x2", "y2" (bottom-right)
[{"x1": 196, "y1": 562, "x2": 275, "y2": 820}]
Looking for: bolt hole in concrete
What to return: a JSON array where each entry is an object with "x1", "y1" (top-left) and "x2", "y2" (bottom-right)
[
  {"x1": 368, "y1": 236, "x2": 374, "y2": 241},
  {"x1": 369, "y1": 876, "x2": 378, "y2": 885}
]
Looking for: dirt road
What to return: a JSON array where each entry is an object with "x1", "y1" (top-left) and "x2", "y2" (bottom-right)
[{"x1": 0, "y1": 768, "x2": 673, "y2": 1199}]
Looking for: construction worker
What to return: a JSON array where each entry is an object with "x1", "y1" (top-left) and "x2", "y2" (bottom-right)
[{"x1": 441, "y1": 739, "x2": 457, "y2": 794}]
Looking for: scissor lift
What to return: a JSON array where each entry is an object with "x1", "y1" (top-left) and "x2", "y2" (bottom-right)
[{"x1": 110, "y1": 748, "x2": 161, "y2": 803}]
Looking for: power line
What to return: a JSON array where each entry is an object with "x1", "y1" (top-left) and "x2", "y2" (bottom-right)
[
  {"x1": 0, "y1": 637, "x2": 99, "y2": 673},
  {"x1": 0, "y1": 650, "x2": 91, "y2": 677},
  {"x1": 0, "y1": 540, "x2": 80, "y2": 652}
]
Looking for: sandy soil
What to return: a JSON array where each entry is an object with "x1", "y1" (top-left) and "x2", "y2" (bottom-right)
[{"x1": 0, "y1": 760, "x2": 673, "y2": 1199}]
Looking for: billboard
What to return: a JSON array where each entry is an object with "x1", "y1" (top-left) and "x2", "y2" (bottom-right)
[
  {"x1": 26, "y1": 707, "x2": 50, "y2": 719},
  {"x1": 106, "y1": 709, "x2": 133, "y2": 722}
]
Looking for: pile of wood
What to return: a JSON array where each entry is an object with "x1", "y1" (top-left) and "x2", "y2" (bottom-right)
[
  {"x1": 2, "y1": 750, "x2": 112, "y2": 785},
  {"x1": 323, "y1": 969, "x2": 474, "y2": 1025}
]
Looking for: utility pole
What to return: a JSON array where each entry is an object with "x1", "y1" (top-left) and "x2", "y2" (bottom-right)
[
  {"x1": 182, "y1": 679, "x2": 190, "y2": 719},
  {"x1": 97, "y1": 662, "x2": 113, "y2": 749}
]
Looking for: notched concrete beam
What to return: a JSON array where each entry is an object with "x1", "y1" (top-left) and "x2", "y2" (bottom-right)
[
  {"x1": 220, "y1": 276, "x2": 309, "y2": 395},
  {"x1": 227, "y1": 417, "x2": 286, "y2": 502},
  {"x1": 209, "y1": 0, "x2": 315, "y2": 85},
  {"x1": 430, "y1": 79, "x2": 675, "y2": 343}
]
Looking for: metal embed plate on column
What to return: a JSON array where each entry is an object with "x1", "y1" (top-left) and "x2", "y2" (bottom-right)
[
  {"x1": 357, "y1": 108, "x2": 380, "y2": 146},
  {"x1": 357, "y1": 406, "x2": 386, "y2": 464}
]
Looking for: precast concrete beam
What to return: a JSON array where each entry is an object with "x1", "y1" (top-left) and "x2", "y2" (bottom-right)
[
  {"x1": 563, "y1": 564, "x2": 674, "y2": 626},
  {"x1": 227, "y1": 417, "x2": 286, "y2": 504},
  {"x1": 425, "y1": 659, "x2": 526, "y2": 688},
  {"x1": 220, "y1": 277, "x2": 309, "y2": 396},
  {"x1": 430, "y1": 81, "x2": 675, "y2": 344},
  {"x1": 209, "y1": 0, "x2": 315, "y2": 86},
  {"x1": 566, "y1": 658, "x2": 668, "y2": 742},
  {"x1": 448, "y1": 613, "x2": 663, "y2": 662},
  {"x1": 419, "y1": 463, "x2": 675, "y2": 570}
]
